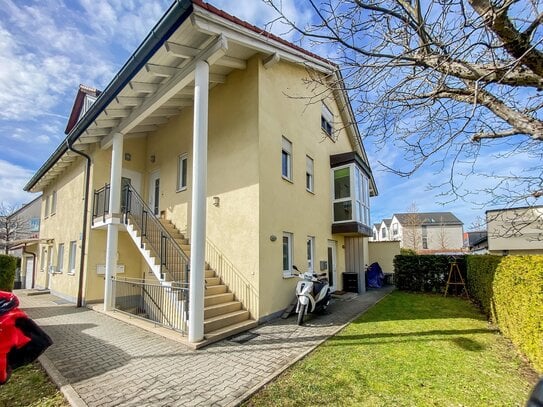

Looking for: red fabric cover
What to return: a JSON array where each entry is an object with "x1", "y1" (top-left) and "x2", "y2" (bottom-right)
[{"x1": 0, "y1": 292, "x2": 31, "y2": 384}]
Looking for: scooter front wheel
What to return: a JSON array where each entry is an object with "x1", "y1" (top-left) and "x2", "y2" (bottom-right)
[{"x1": 297, "y1": 303, "x2": 307, "y2": 326}]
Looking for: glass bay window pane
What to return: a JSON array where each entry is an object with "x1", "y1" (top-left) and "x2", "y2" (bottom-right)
[{"x1": 334, "y1": 168, "x2": 350, "y2": 199}]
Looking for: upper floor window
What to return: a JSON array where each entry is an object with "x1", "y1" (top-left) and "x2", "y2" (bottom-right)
[
  {"x1": 51, "y1": 191, "x2": 57, "y2": 215},
  {"x1": 382, "y1": 227, "x2": 387, "y2": 238},
  {"x1": 321, "y1": 103, "x2": 333, "y2": 136},
  {"x1": 306, "y1": 156, "x2": 314, "y2": 192},
  {"x1": 177, "y1": 154, "x2": 188, "y2": 191},
  {"x1": 392, "y1": 223, "x2": 398, "y2": 236},
  {"x1": 332, "y1": 164, "x2": 370, "y2": 226},
  {"x1": 44, "y1": 196, "x2": 50, "y2": 218},
  {"x1": 282, "y1": 137, "x2": 292, "y2": 181}
]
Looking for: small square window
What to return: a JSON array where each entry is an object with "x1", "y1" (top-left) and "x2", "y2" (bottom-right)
[
  {"x1": 177, "y1": 154, "x2": 188, "y2": 191},
  {"x1": 306, "y1": 156, "x2": 314, "y2": 192},
  {"x1": 281, "y1": 137, "x2": 292, "y2": 181}
]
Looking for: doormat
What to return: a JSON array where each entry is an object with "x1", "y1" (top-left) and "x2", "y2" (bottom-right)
[
  {"x1": 332, "y1": 290, "x2": 346, "y2": 296},
  {"x1": 229, "y1": 332, "x2": 259, "y2": 344}
]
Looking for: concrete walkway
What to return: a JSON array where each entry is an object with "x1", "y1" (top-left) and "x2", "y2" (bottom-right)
[{"x1": 18, "y1": 287, "x2": 393, "y2": 407}]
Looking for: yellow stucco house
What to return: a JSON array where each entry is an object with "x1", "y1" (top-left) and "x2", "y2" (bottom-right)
[{"x1": 24, "y1": 0, "x2": 377, "y2": 344}]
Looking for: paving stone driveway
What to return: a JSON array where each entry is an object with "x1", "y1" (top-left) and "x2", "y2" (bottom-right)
[{"x1": 18, "y1": 287, "x2": 393, "y2": 407}]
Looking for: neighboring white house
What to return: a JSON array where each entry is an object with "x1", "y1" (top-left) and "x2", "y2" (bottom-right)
[
  {"x1": 486, "y1": 206, "x2": 543, "y2": 255},
  {"x1": 372, "y1": 212, "x2": 464, "y2": 252},
  {"x1": 370, "y1": 219, "x2": 392, "y2": 242}
]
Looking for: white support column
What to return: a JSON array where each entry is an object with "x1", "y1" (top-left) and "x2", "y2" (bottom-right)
[
  {"x1": 104, "y1": 132, "x2": 123, "y2": 311},
  {"x1": 188, "y1": 60, "x2": 209, "y2": 343}
]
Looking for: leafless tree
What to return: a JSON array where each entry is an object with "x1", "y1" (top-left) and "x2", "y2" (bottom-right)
[
  {"x1": 435, "y1": 216, "x2": 450, "y2": 250},
  {"x1": 402, "y1": 202, "x2": 422, "y2": 250},
  {"x1": 0, "y1": 202, "x2": 31, "y2": 255},
  {"x1": 264, "y1": 0, "x2": 543, "y2": 208}
]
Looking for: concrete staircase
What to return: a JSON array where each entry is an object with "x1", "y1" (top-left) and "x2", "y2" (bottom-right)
[{"x1": 158, "y1": 220, "x2": 256, "y2": 343}]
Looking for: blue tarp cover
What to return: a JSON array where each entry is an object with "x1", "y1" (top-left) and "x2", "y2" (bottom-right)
[{"x1": 366, "y1": 262, "x2": 384, "y2": 288}]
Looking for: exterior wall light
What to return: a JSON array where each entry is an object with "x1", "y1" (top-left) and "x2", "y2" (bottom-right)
[
  {"x1": 150, "y1": 155, "x2": 156, "y2": 163},
  {"x1": 124, "y1": 153, "x2": 131, "y2": 161},
  {"x1": 212, "y1": 196, "x2": 220, "y2": 207},
  {"x1": 270, "y1": 235, "x2": 277, "y2": 242}
]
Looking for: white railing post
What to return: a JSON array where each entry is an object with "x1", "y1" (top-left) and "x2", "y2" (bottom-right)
[
  {"x1": 104, "y1": 132, "x2": 123, "y2": 311},
  {"x1": 188, "y1": 60, "x2": 209, "y2": 343}
]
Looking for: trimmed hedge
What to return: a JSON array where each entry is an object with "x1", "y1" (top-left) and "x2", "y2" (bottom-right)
[
  {"x1": 394, "y1": 255, "x2": 466, "y2": 293},
  {"x1": 0, "y1": 254, "x2": 17, "y2": 292},
  {"x1": 467, "y1": 255, "x2": 543, "y2": 373}
]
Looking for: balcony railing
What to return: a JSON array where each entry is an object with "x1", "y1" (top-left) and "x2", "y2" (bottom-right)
[
  {"x1": 92, "y1": 184, "x2": 110, "y2": 224},
  {"x1": 112, "y1": 277, "x2": 188, "y2": 333}
]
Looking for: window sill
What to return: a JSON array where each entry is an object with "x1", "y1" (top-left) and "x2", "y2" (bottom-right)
[
  {"x1": 282, "y1": 274, "x2": 296, "y2": 279},
  {"x1": 322, "y1": 129, "x2": 335, "y2": 141},
  {"x1": 68, "y1": 272, "x2": 75, "y2": 276},
  {"x1": 306, "y1": 189, "x2": 315, "y2": 195},
  {"x1": 282, "y1": 176, "x2": 293, "y2": 184},
  {"x1": 176, "y1": 187, "x2": 187, "y2": 193}
]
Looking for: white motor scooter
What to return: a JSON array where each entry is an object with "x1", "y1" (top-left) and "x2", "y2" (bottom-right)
[{"x1": 293, "y1": 265, "x2": 332, "y2": 325}]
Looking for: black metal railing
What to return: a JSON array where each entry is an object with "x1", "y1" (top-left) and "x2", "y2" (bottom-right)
[
  {"x1": 92, "y1": 184, "x2": 110, "y2": 224},
  {"x1": 112, "y1": 277, "x2": 188, "y2": 333},
  {"x1": 122, "y1": 184, "x2": 190, "y2": 283}
]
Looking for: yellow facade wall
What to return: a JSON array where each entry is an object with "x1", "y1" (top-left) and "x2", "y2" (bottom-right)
[
  {"x1": 257, "y1": 58, "x2": 359, "y2": 318},
  {"x1": 368, "y1": 241, "x2": 401, "y2": 274},
  {"x1": 35, "y1": 159, "x2": 86, "y2": 301}
]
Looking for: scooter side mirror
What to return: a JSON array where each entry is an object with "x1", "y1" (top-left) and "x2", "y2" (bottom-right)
[{"x1": 293, "y1": 265, "x2": 299, "y2": 272}]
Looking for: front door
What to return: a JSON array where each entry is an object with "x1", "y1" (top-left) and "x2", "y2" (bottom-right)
[
  {"x1": 327, "y1": 240, "x2": 337, "y2": 291},
  {"x1": 25, "y1": 256, "x2": 34, "y2": 289},
  {"x1": 148, "y1": 170, "x2": 160, "y2": 216}
]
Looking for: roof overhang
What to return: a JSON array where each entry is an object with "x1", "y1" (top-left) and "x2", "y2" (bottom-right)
[{"x1": 25, "y1": 0, "x2": 373, "y2": 195}]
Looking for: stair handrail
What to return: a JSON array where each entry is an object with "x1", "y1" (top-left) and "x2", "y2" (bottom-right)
[
  {"x1": 122, "y1": 184, "x2": 189, "y2": 282},
  {"x1": 205, "y1": 239, "x2": 258, "y2": 319}
]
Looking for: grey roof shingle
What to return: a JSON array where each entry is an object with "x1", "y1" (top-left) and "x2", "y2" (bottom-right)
[{"x1": 393, "y1": 212, "x2": 463, "y2": 226}]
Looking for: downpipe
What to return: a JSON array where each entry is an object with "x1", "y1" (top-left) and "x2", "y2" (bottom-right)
[{"x1": 66, "y1": 140, "x2": 91, "y2": 307}]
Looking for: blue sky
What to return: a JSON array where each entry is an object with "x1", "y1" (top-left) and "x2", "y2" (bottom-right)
[{"x1": 0, "y1": 0, "x2": 527, "y2": 229}]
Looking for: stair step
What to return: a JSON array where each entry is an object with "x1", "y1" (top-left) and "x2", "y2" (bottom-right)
[
  {"x1": 204, "y1": 292, "x2": 234, "y2": 306},
  {"x1": 204, "y1": 319, "x2": 257, "y2": 343},
  {"x1": 205, "y1": 284, "x2": 227, "y2": 296},
  {"x1": 204, "y1": 301, "x2": 241, "y2": 319},
  {"x1": 204, "y1": 310, "x2": 250, "y2": 333},
  {"x1": 174, "y1": 238, "x2": 189, "y2": 245},
  {"x1": 205, "y1": 277, "x2": 221, "y2": 286},
  {"x1": 205, "y1": 269, "x2": 215, "y2": 278}
]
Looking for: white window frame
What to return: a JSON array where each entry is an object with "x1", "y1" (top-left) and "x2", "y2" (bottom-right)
[
  {"x1": 307, "y1": 236, "x2": 315, "y2": 273},
  {"x1": 392, "y1": 223, "x2": 398, "y2": 236},
  {"x1": 68, "y1": 241, "x2": 77, "y2": 275},
  {"x1": 306, "y1": 155, "x2": 314, "y2": 193},
  {"x1": 177, "y1": 153, "x2": 188, "y2": 192},
  {"x1": 282, "y1": 232, "x2": 293, "y2": 278},
  {"x1": 331, "y1": 164, "x2": 371, "y2": 226},
  {"x1": 47, "y1": 245, "x2": 54, "y2": 273},
  {"x1": 321, "y1": 103, "x2": 333, "y2": 136},
  {"x1": 51, "y1": 191, "x2": 57, "y2": 215},
  {"x1": 44, "y1": 196, "x2": 50, "y2": 218},
  {"x1": 281, "y1": 136, "x2": 292, "y2": 181},
  {"x1": 57, "y1": 243, "x2": 64, "y2": 273}
]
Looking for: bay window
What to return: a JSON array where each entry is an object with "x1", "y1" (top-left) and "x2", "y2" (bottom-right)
[{"x1": 332, "y1": 165, "x2": 370, "y2": 226}]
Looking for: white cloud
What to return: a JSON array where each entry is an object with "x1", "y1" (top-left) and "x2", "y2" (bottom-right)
[{"x1": 0, "y1": 159, "x2": 39, "y2": 206}]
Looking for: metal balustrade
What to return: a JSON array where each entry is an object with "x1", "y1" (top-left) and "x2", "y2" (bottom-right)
[
  {"x1": 112, "y1": 277, "x2": 188, "y2": 333},
  {"x1": 122, "y1": 184, "x2": 190, "y2": 284},
  {"x1": 92, "y1": 184, "x2": 110, "y2": 224}
]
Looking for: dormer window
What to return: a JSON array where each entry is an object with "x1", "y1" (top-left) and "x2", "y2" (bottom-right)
[{"x1": 321, "y1": 103, "x2": 333, "y2": 136}]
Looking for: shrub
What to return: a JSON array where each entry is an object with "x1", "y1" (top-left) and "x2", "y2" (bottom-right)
[
  {"x1": 400, "y1": 248, "x2": 417, "y2": 256},
  {"x1": 394, "y1": 255, "x2": 466, "y2": 293},
  {"x1": 466, "y1": 255, "x2": 501, "y2": 316},
  {"x1": 467, "y1": 255, "x2": 543, "y2": 373},
  {"x1": 0, "y1": 254, "x2": 17, "y2": 292}
]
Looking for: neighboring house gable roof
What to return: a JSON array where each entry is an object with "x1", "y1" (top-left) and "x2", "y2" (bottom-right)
[
  {"x1": 24, "y1": 0, "x2": 376, "y2": 196},
  {"x1": 382, "y1": 219, "x2": 392, "y2": 227},
  {"x1": 393, "y1": 212, "x2": 463, "y2": 226}
]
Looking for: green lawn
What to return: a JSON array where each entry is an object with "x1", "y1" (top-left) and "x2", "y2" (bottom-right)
[
  {"x1": 247, "y1": 291, "x2": 538, "y2": 407},
  {"x1": 0, "y1": 363, "x2": 67, "y2": 407}
]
